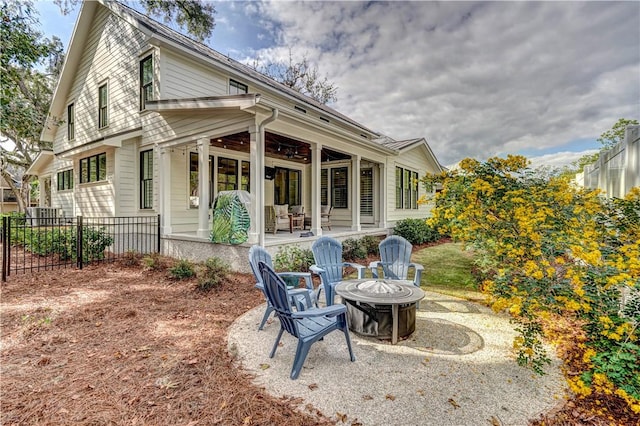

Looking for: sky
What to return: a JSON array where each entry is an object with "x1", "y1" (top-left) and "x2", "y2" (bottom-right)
[{"x1": 33, "y1": 1, "x2": 639, "y2": 168}]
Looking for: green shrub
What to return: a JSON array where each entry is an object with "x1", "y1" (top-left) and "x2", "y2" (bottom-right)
[
  {"x1": 342, "y1": 237, "x2": 366, "y2": 261},
  {"x1": 273, "y1": 245, "x2": 314, "y2": 272},
  {"x1": 169, "y1": 259, "x2": 196, "y2": 280},
  {"x1": 197, "y1": 257, "x2": 230, "y2": 291},
  {"x1": 393, "y1": 218, "x2": 441, "y2": 245},
  {"x1": 80, "y1": 227, "x2": 113, "y2": 262},
  {"x1": 360, "y1": 235, "x2": 381, "y2": 256},
  {"x1": 142, "y1": 252, "x2": 165, "y2": 271}
]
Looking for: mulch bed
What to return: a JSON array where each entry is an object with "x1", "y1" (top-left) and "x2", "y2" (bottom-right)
[{"x1": 0, "y1": 261, "x2": 333, "y2": 425}]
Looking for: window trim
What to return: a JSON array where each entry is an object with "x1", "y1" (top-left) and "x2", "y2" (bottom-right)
[
  {"x1": 139, "y1": 54, "x2": 153, "y2": 111},
  {"x1": 217, "y1": 157, "x2": 238, "y2": 192},
  {"x1": 98, "y1": 82, "x2": 108, "y2": 129},
  {"x1": 140, "y1": 149, "x2": 153, "y2": 209},
  {"x1": 79, "y1": 152, "x2": 107, "y2": 184},
  {"x1": 67, "y1": 103, "x2": 75, "y2": 141},
  {"x1": 274, "y1": 166, "x2": 301, "y2": 206},
  {"x1": 395, "y1": 166, "x2": 419, "y2": 210}
]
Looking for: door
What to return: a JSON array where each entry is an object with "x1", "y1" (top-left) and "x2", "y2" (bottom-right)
[{"x1": 360, "y1": 168, "x2": 374, "y2": 224}]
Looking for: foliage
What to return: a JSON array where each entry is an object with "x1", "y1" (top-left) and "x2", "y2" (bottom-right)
[
  {"x1": 425, "y1": 156, "x2": 640, "y2": 413},
  {"x1": 393, "y1": 218, "x2": 441, "y2": 245},
  {"x1": 342, "y1": 238, "x2": 366, "y2": 262},
  {"x1": 142, "y1": 252, "x2": 166, "y2": 271},
  {"x1": 0, "y1": 0, "x2": 64, "y2": 212},
  {"x1": 359, "y1": 235, "x2": 381, "y2": 257},
  {"x1": 252, "y1": 49, "x2": 338, "y2": 104},
  {"x1": 119, "y1": 250, "x2": 142, "y2": 267},
  {"x1": 169, "y1": 258, "x2": 196, "y2": 280},
  {"x1": 273, "y1": 245, "x2": 314, "y2": 272},
  {"x1": 210, "y1": 192, "x2": 250, "y2": 244},
  {"x1": 55, "y1": 0, "x2": 216, "y2": 41},
  {"x1": 196, "y1": 257, "x2": 230, "y2": 291}
]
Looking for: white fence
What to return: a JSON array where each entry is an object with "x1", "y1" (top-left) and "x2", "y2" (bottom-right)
[{"x1": 579, "y1": 125, "x2": 640, "y2": 198}]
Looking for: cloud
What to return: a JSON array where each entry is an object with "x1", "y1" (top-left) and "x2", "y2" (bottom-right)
[
  {"x1": 250, "y1": 1, "x2": 639, "y2": 166},
  {"x1": 528, "y1": 149, "x2": 599, "y2": 170}
]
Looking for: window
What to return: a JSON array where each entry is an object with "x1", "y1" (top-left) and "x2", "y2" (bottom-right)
[
  {"x1": 98, "y1": 83, "x2": 108, "y2": 128},
  {"x1": 57, "y1": 169, "x2": 73, "y2": 191},
  {"x1": 241, "y1": 161, "x2": 250, "y2": 192},
  {"x1": 320, "y1": 169, "x2": 328, "y2": 205},
  {"x1": 274, "y1": 167, "x2": 301, "y2": 206},
  {"x1": 140, "y1": 55, "x2": 153, "y2": 110},
  {"x1": 80, "y1": 152, "x2": 107, "y2": 183},
  {"x1": 67, "y1": 103, "x2": 75, "y2": 140},
  {"x1": 189, "y1": 152, "x2": 198, "y2": 208},
  {"x1": 395, "y1": 166, "x2": 419, "y2": 210},
  {"x1": 331, "y1": 167, "x2": 348, "y2": 208},
  {"x1": 140, "y1": 150, "x2": 153, "y2": 209},
  {"x1": 229, "y1": 79, "x2": 248, "y2": 94},
  {"x1": 217, "y1": 157, "x2": 238, "y2": 192}
]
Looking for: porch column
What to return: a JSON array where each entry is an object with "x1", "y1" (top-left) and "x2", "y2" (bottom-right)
[
  {"x1": 197, "y1": 138, "x2": 210, "y2": 238},
  {"x1": 311, "y1": 142, "x2": 323, "y2": 235},
  {"x1": 379, "y1": 162, "x2": 388, "y2": 228},
  {"x1": 158, "y1": 146, "x2": 172, "y2": 235},
  {"x1": 248, "y1": 125, "x2": 262, "y2": 244},
  {"x1": 351, "y1": 154, "x2": 361, "y2": 231}
]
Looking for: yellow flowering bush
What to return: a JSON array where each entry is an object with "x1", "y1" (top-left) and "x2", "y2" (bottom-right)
[{"x1": 424, "y1": 155, "x2": 639, "y2": 412}]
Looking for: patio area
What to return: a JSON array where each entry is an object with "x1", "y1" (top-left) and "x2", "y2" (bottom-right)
[{"x1": 228, "y1": 290, "x2": 566, "y2": 425}]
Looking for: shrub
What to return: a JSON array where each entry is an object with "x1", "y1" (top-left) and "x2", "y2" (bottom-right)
[
  {"x1": 142, "y1": 252, "x2": 166, "y2": 271},
  {"x1": 342, "y1": 237, "x2": 366, "y2": 261},
  {"x1": 197, "y1": 257, "x2": 230, "y2": 291},
  {"x1": 273, "y1": 245, "x2": 314, "y2": 272},
  {"x1": 119, "y1": 250, "x2": 142, "y2": 267},
  {"x1": 360, "y1": 235, "x2": 381, "y2": 257},
  {"x1": 393, "y1": 218, "x2": 441, "y2": 245},
  {"x1": 169, "y1": 259, "x2": 196, "y2": 280}
]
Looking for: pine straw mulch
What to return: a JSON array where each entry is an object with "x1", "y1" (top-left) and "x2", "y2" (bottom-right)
[{"x1": 0, "y1": 261, "x2": 334, "y2": 426}]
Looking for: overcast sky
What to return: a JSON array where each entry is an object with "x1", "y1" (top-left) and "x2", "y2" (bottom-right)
[{"x1": 36, "y1": 1, "x2": 639, "y2": 168}]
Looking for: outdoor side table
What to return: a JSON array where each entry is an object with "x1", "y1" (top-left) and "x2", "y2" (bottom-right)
[{"x1": 335, "y1": 279, "x2": 425, "y2": 344}]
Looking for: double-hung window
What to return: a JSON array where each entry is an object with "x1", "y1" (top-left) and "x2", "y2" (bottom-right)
[
  {"x1": 229, "y1": 79, "x2": 248, "y2": 94},
  {"x1": 217, "y1": 157, "x2": 238, "y2": 191},
  {"x1": 395, "y1": 166, "x2": 419, "y2": 209},
  {"x1": 140, "y1": 150, "x2": 153, "y2": 209},
  {"x1": 319, "y1": 167, "x2": 348, "y2": 208},
  {"x1": 80, "y1": 153, "x2": 107, "y2": 183},
  {"x1": 57, "y1": 169, "x2": 73, "y2": 191},
  {"x1": 67, "y1": 103, "x2": 75, "y2": 140},
  {"x1": 98, "y1": 83, "x2": 108, "y2": 128},
  {"x1": 140, "y1": 55, "x2": 153, "y2": 110}
]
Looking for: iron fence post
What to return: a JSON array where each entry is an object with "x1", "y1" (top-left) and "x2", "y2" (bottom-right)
[
  {"x1": 2, "y1": 216, "x2": 7, "y2": 282},
  {"x1": 77, "y1": 216, "x2": 83, "y2": 270},
  {"x1": 157, "y1": 214, "x2": 161, "y2": 253}
]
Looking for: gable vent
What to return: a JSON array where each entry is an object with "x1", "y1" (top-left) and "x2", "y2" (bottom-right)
[
  {"x1": 294, "y1": 105, "x2": 307, "y2": 114},
  {"x1": 320, "y1": 116, "x2": 330, "y2": 123}
]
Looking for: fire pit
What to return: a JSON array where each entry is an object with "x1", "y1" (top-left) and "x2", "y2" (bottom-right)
[{"x1": 334, "y1": 279, "x2": 425, "y2": 344}]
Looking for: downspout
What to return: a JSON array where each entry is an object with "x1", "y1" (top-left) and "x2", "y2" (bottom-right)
[{"x1": 257, "y1": 109, "x2": 279, "y2": 247}]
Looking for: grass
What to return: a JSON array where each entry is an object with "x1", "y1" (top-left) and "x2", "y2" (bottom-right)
[{"x1": 412, "y1": 242, "x2": 484, "y2": 301}]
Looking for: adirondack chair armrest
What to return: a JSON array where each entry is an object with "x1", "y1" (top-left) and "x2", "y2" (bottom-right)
[
  {"x1": 409, "y1": 263, "x2": 424, "y2": 271},
  {"x1": 344, "y1": 262, "x2": 366, "y2": 278},
  {"x1": 278, "y1": 271, "x2": 314, "y2": 291},
  {"x1": 309, "y1": 265, "x2": 325, "y2": 275},
  {"x1": 368, "y1": 261, "x2": 382, "y2": 278},
  {"x1": 287, "y1": 288, "x2": 313, "y2": 309},
  {"x1": 292, "y1": 304, "x2": 346, "y2": 319}
]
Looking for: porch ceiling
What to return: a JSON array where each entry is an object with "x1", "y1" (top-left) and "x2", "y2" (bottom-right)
[{"x1": 210, "y1": 132, "x2": 351, "y2": 165}]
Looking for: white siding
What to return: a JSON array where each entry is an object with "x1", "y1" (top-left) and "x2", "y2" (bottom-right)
[
  {"x1": 162, "y1": 50, "x2": 228, "y2": 98},
  {"x1": 51, "y1": 158, "x2": 74, "y2": 217},
  {"x1": 53, "y1": 6, "x2": 148, "y2": 155},
  {"x1": 75, "y1": 148, "x2": 116, "y2": 217},
  {"x1": 115, "y1": 139, "x2": 137, "y2": 216}
]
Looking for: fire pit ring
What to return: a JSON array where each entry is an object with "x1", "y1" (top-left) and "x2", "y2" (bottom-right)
[{"x1": 335, "y1": 279, "x2": 425, "y2": 344}]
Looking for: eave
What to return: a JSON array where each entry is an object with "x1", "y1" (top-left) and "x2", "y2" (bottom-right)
[{"x1": 145, "y1": 94, "x2": 260, "y2": 113}]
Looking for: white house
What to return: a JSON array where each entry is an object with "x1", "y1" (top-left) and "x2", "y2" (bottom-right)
[{"x1": 29, "y1": 0, "x2": 444, "y2": 268}]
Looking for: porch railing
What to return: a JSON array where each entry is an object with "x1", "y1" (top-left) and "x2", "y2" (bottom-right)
[{"x1": 1, "y1": 215, "x2": 160, "y2": 281}]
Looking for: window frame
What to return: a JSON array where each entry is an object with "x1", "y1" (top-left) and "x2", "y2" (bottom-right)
[
  {"x1": 217, "y1": 157, "x2": 238, "y2": 192},
  {"x1": 98, "y1": 82, "x2": 108, "y2": 129},
  {"x1": 139, "y1": 54, "x2": 153, "y2": 111},
  {"x1": 229, "y1": 79, "x2": 248, "y2": 95},
  {"x1": 57, "y1": 169, "x2": 74, "y2": 191},
  {"x1": 140, "y1": 149, "x2": 153, "y2": 209},
  {"x1": 331, "y1": 167, "x2": 348, "y2": 209},
  {"x1": 395, "y1": 166, "x2": 419, "y2": 210},
  {"x1": 67, "y1": 103, "x2": 75, "y2": 141},
  {"x1": 274, "y1": 166, "x2": 301, "y2": 206},
  {"x1": 79, "y1": 152, "x2": 107, "y2": 184}
]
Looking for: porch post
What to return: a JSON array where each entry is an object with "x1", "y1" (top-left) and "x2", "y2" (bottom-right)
[
  {"x1": 311, "y1": 142, "x2": 323, "y2": 235},
  {"x1": 197, "y1": 138, "x2": 210, "y2": 238},
  {"x1": 248, "y1": 124, "x2": 262, "y2": 245},
  {"x1": 351, "y1": 154, "x2": 361, "y2": 231},
  {"x1": 379, "y1": 162, "x2": 388, "y2": 229},
  {"x1": 158, "y1": 146, "x2": 172, "y2": 235}
]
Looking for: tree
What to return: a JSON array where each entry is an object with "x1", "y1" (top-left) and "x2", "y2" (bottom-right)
[
  {"x1": 0, "y1": 0, "x2": 64, "y2": 212},
  {"x1": 596, "y1": 118, "x2": 639, "y2": 150},
  {"x1": 55, "y1": 0, "x2": 216, "y2": 41},
  {"x1": 253, "y1": 50, "x2": 338, "y2": 105}
]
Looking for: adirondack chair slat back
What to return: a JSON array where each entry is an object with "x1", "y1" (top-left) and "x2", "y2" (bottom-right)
[
  {"x1": 380, "y1": 235, "x2": 413, "y2": 280},
  {"x1": 259, "y1": 262, "x2": 299, "y2": 338},
  {"x1": 249, "y1": 245, "x2": 272, "y2": 288},
  {"x1": 312, "y1": 237, "x2": 344, "y2": 283}
]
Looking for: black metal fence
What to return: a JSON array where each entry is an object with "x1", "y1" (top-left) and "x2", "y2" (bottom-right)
[{"x1": 1, "y1": 215, "x2": 160, "y2": 281}]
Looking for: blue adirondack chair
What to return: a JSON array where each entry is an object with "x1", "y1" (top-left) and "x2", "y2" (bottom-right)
[
  {"x1": 258, "y1": 261, "x2": 356, "y2": 379},
  {"x1": 369, "y1": 235, "x2": 424, "y2": 287},
  {"x1": 249, "y1": 245, "x2": 316, "y2": 331},
  {"x1": 310, "y1": 236, "x2": 366, "y2": 306}
]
